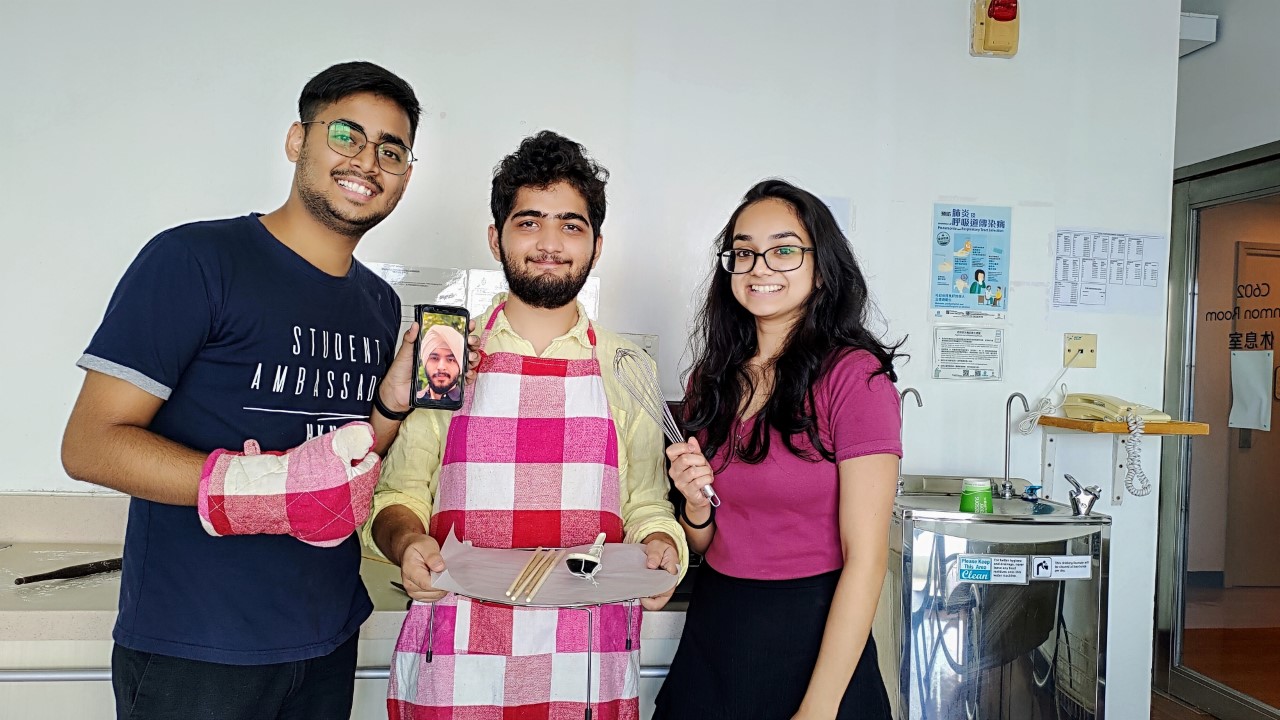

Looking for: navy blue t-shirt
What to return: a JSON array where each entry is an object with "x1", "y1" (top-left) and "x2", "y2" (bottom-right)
[{"x1": 79, "y1": 214, "x2": 399, "y2": 664}]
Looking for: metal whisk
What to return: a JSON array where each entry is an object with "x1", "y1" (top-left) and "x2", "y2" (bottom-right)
[{"x1": 613, "y1": 348, "x2": 720, "y2": 507}]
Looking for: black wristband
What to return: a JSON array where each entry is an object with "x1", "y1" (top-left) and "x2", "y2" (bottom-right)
[
  {"x1": 372, "y1": 389, "x2": 411, "y2": 422},
  {"x1": 679, "y1": 499, "x2": 715, "y2": 530}
]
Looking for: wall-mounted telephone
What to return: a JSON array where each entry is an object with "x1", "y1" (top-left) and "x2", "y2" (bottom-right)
[{"x1": 1062, "y1": 393, "x2": 1170, "y2": 423}]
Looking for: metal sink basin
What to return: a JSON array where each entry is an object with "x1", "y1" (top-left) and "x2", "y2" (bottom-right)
[{"x1": 897, "y1": 474, "x2": 1030, "y2": 497}]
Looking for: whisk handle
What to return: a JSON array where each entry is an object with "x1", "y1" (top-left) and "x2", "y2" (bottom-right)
[{"x1": 702, "y1": 485, "x2": 721, "y2": 507}]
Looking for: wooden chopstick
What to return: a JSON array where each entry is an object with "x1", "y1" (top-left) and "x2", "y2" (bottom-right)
[
  {"x1": 526, "y1": 549, "x2": 562, "y2": 603},
  {"x1": 510, "y1": 548, "x2": 547, "y2": 598},
  {"x1": 506, "y1": 547, "x2": 544, "y2": 598},
  {"x1": 512, "y1": 548, "x2": 554, "y2": 599}
]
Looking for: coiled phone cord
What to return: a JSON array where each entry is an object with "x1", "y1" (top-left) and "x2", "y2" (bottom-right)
[{"x1": 1124, "y1": 413, "x2": 1152, "y2": 496}]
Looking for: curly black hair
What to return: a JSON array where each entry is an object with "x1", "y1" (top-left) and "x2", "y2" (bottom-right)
[{"x1": 490, "y1": 131, "x2": 609, "y2": 238}]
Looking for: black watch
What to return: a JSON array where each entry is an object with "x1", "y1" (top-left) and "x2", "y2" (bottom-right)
[{"x1": 372, "y1": 390, "x2": 411, "y2": 422}]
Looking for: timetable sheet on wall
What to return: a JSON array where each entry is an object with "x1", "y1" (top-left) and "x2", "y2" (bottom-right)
[{"x1": 1050, "y1": 229, "x2": 1167, "y2": 315}]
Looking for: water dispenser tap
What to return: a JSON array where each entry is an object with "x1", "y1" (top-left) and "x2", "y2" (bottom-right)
[
  {"x1": 1064, "y1": 473, "x2": 1101, "y2": 516},
  {"x1": 1003, "y1": 392, "x2": 1030, "y2": 499},
  {"x1": 897, "y1": 388, "x2": 922, "y2": 497}
]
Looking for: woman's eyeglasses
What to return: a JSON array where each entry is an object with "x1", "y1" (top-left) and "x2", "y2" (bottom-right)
[{"x1": 718, "y1": 245, "x2": 814, "y2": 274}]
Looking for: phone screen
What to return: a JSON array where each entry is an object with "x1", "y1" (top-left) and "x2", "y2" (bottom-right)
[{"x1": 411, "y1": 304, "x2": 470, "y2": 411}]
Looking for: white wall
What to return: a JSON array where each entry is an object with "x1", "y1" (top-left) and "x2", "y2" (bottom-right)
[
  {"x1": 0, "y1": 2, "x2": 1181, "y2": 717},
  {"x1": 1187, "y1": 197, "x2": 1280, "y2": 572},
  {"x1": 1176, "y1": 0, "x2": 1280, "y2": 167}
]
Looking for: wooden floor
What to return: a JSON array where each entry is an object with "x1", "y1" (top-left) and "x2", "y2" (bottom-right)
[
  {"x1": 1152, "y1": 692, "x2": 1214, "y2": 720},
  {"x1": 1182, "y1": 627, "x2": 1280, "y2": 711}
]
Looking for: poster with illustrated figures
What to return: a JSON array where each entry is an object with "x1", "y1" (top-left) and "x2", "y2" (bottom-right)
[{"x1": 930, "y1": 204, "x2": 1012, "y2": 321}]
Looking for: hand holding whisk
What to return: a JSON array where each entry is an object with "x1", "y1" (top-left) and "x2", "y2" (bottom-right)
[{"x1": 613, "y1": 348, "x2": 721, "y2": 507}]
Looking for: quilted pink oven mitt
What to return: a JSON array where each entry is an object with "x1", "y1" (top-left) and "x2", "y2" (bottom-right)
[{"x1": 198, "y1": 422, "x2": 381, "y2": 547}]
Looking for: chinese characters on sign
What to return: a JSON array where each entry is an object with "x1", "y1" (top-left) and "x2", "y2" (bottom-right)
[
  {"x1": 932, "y1": 326, "x2": 1005, "y2": 381},
  {"x1": 1228, "y1": 331, "x2": 1275, "y2": 351},
  {"x1": 931, "y1": 204, "x2": 1012, "y2": 321}
]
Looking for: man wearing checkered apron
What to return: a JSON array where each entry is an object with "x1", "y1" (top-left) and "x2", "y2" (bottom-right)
[{"x1": 363, "y1": 132, "x2": 687, "y2": 720}]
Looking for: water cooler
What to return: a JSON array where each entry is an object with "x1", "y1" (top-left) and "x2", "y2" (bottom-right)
[{"x1": 882, "y1": 491, "x2": 1111, "y2": 719}]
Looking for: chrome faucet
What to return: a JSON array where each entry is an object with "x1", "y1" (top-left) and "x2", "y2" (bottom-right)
[
  {"x1": 1063, "y1": 474, "x2": 1101, "y2": 516},
  {"x1": 1003, "y1": 392, "x2": 1030, "y2": 500},
  {"x1": 897, "y1": 388, "x2": 922, "y2": 496},
  {"x1": 900, "y1": 387, "x2": 922, "y2": 409}
]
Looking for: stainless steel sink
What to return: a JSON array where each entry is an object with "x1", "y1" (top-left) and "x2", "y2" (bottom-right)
[{"x1": 897, "y1": 474, "x2": 1030, "y2": 497}]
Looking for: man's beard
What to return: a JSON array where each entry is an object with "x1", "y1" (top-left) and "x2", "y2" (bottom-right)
[
  {"x1": 429, "y1": 375, "x2": 458, "y2": 396},
  {"x1": 296, "y1": 145, "x2": 395, "y2": 239},
  {"x1": 499, "y1": 242, "x2": 594, "y2": 310}
]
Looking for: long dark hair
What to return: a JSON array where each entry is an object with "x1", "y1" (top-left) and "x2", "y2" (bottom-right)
[{"x1": 682, "y1": 179, "x2": 904, "y2": 465}]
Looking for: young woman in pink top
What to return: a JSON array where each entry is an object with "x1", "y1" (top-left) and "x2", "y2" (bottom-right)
[{"x1": 653, "y1": 179, "x2": 903, "y2": 720}]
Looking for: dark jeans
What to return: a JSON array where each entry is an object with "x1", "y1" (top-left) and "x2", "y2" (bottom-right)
[{"x1": 112, "y1": 632, "x2": 358, "y2": 720}]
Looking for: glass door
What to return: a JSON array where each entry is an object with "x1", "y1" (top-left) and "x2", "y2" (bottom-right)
[{"x1": 1158, "y1": 155, "x2": 1280, "y2": 720}]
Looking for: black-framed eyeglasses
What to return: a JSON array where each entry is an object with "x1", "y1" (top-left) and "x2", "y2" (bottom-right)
[
  {"x1": 718, "y1": 245, "x2": 815, "y2": 274},
  {"x1": 300, "y1": 119, "x2": 415, "y2": 175}
]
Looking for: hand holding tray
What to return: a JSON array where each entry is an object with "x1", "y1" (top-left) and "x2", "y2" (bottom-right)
[{"x1": 430, "y1": 530, "x2": 677, "y2": 607}]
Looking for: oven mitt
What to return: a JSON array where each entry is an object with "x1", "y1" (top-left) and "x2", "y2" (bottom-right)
[{"x1": 197, "y1": 421, "x2": 381, "y2": 548}]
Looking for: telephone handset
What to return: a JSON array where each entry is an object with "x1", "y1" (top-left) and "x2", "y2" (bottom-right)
[{"x1": 1061, "y1": 393, "x2": 1170, "y2": 423}]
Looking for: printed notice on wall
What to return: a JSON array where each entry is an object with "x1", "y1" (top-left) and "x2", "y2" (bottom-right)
[
  {"x1": 1051, "y1": 228, "x2": 1167, "y2": 315},
  {"x1": 931, "y1": 204, "x2": 1012, "y2": 321},
  {"x1": 932, "y1": 326, "x2": 1004, "y2": 381},
  {"x1": 365, "y1": 263, "x2": 468, "y2": 335}
]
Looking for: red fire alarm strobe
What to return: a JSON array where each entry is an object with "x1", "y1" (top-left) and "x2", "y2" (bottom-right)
[{"x1": 989, "y1": 0, "x2": 1017, "y2": 22}]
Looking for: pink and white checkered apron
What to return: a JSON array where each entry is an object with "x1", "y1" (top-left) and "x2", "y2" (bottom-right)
[{"x1": 388, "y1": 303, "x2": 642, "y2": 720}]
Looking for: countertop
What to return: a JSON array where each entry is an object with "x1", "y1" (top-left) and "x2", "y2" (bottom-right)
[
  {"x1": 0, "y1": 542, "x2": 687, "y2": 645},
  {"x1": 0, "y1": 538, "x2": 686, "y2": 720}
]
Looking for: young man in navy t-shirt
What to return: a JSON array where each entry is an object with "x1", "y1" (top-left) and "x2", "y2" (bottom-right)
[{"x1": 63, "y1": 61, "x2": 425, "y2": 720}]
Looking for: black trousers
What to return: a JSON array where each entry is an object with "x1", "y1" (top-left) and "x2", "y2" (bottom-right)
[
  {"x1": 653, "y1": 564, "x2": 892, "y2": 720},
  {"x1": 112, "y1": 632, "x2": 358, "y2": 720}
]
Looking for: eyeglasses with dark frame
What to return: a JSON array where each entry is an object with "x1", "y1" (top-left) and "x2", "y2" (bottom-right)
[
  {"x1": 300, "y1": 119, "x2": 415, "y2": 176},
  {"x1": 718, "y1": 245, "x2": 815, "y2": 274}
]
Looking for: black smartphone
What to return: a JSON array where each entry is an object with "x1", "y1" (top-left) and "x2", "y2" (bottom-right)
[{"x1": 411, "y1": 304, "x2": 470, "y2": 411}]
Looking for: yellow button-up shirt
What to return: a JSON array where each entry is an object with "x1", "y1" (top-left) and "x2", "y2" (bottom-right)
[{"x1": 362, "y1": 294, "x2": 688, "y2": 578}]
